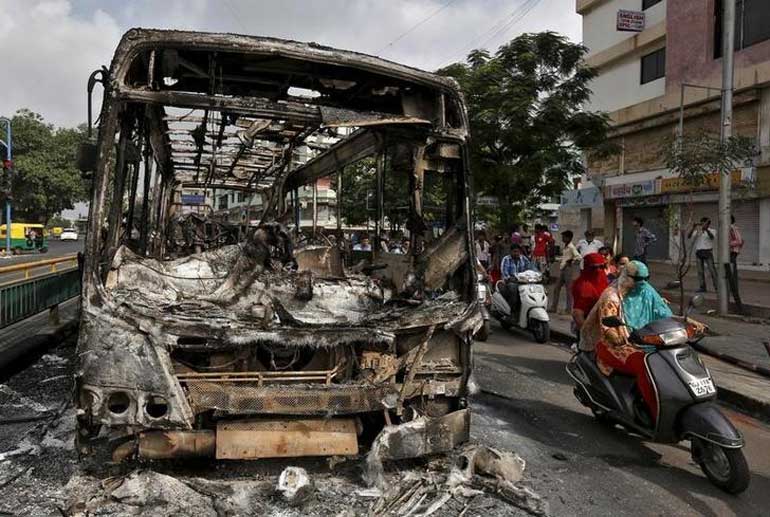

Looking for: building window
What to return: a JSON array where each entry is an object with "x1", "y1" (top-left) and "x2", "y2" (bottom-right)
[
  {"x1": 237, "y1": 192, "x2": 247, "y2": 202},
  {"x1": 640, "y1": 47, "x2": 665, "y2": 84},
  {"x1": 642, "y1": 0, "x2": 661, "y2": 10},
  {"x1": 715, "y1": 0, "x2": 770, "y2": 58}
]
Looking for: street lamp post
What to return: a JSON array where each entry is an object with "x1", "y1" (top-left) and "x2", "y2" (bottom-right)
[{"x1": 0, "y1": 117, "x2": 11, "y2": 256}]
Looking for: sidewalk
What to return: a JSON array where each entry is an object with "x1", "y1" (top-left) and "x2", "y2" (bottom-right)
[
  {"x1": 647, "y1": 260, "x2": 770, "y2": 319},
  {"x1": 547, "y1": 312, "x2": 770, "y2": 421},
  {"x1": 0, "y1": 298, "x2": 79, "y2": 372}
]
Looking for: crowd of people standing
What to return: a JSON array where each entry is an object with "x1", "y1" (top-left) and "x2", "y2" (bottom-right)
[{"x1": 477, "y1": 225, "x2": 629, "y2": 315}]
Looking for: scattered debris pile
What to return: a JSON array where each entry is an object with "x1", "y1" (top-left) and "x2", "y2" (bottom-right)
[
  {"x1": 57, "y1": 444, "x2": 546, "y2": 517},
  {"x1": 366, "y1": 445, "x2": 548, "y2": 517},
  {"x1": 0, "y1": 322, "x2": 548, "y2": 517},
  {"x1": 277, "y1": 466, "x2": 315, "y2": 506}
]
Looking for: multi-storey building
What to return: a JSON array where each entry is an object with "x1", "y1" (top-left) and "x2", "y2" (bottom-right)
[{"x1": 567, "y1": 0, "x2": 770, "y2": 268}]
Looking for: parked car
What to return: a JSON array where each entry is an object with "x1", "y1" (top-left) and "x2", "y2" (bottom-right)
[{"x1": 60, "y1": 228, "x2": 79, "y2": 241}]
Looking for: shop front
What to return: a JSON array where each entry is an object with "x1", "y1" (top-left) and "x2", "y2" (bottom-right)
[
  {"x1": 659, "y1": 170, "x2": 761, "y2": 266},
  {"x1": 604, "y1": 167, "x2": 762, "y2": 265}
]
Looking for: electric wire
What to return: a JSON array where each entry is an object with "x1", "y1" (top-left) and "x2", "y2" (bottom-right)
[
  {"x1": 476, "y1": 0, "x2": 542, "y2": 50},
  {"x1": 376, "y1": 0, "x2": 459, "y2": 55},
  {"x1": 222, "y1": 0, "x2": 250, "y2": 34},
  {"x1": 437, "y1": 0, "x2": 542, "y2": 67}
]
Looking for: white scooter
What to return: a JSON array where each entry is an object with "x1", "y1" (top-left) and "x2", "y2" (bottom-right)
[{"x1": 490, "y1": 270, "x2": 550, "y2": 343}]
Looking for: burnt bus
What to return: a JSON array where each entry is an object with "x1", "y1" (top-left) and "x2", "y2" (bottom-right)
[{"x1": 76, "y1": 29, "x2": 481, "y2": 463}]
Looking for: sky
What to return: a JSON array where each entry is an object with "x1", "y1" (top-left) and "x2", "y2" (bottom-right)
[{"x1": 0, "y1": 0, "x2": 581, "y2": 128}]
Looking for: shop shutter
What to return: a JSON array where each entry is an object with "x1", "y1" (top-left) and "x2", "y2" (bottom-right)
[
  {"x1": 621, "y1": 206, "x2": 670, "y2": 260},
  {"x1": 733, "y1": 200, "x2": 760, "y2": 265},
  {"x1": 686, "y1": 200, "x2": 759, "y2": 265}
]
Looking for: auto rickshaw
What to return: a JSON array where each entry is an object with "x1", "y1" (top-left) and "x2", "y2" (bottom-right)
[{"x1": 0, "y1": 223, "x2": 49, "y2": 253}]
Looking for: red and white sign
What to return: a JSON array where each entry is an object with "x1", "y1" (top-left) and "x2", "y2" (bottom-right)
[{"x1": 616, "y1": 10, "x2": 645, "y2": 32}]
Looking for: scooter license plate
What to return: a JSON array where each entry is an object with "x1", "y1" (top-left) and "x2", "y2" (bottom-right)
[{"x1": 688, "y1": 378, "x2": 716, "y2": 397}]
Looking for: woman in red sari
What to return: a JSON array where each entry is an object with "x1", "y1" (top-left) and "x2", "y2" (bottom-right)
[{"x1": 571, "y1": 252, "x2": 609, "y2": 335}]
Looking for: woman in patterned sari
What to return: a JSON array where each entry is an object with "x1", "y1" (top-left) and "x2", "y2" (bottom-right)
[{"x1": 579, "y1": 261, "x2": 672, "y2": 423}]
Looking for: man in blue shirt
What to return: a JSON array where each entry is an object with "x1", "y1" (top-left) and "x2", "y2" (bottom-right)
[
  {"x1": 501, "y1": 244, "x2": 532, "y2": 280},
  {"x1": 499, "y1": 244, "x2": 532, "y2": 314}
]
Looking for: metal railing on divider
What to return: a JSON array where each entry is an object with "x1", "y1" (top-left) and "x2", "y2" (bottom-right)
[{"x1": 0, "y1": 255, "x2": 81, "y2": 329}]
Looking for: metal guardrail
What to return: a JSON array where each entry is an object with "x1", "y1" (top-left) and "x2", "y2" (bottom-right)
[
  {"x1": 0, "y1": 256, "x2": 81, "y2": 329},
  {"x1": 0, "y1": 254, "x2": 79, "y2": 282}
]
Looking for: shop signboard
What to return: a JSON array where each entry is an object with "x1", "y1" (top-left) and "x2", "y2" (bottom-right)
[
  {"x1": 660, "y1": 170, "x2": 743, "y2": 193},
  {"x1": 181, "y1": 194, "x2": 205, "y2": 205},
  {"x1": 606, "y1": 180, "x2": 656, "y2": 199},
  {"x1": 617, "y1": 10, "x2": 645, "y2": 32},
  {"x1": 560, "y1": 186, "x2": 602, "y2": 208}
]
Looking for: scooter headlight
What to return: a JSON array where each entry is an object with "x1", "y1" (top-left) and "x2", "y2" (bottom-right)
[{"x1": 639, "y1": 334, "x2": 665, "y2": 347}]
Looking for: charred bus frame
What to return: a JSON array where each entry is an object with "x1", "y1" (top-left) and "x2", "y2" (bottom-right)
[{"x1": 76, "y1": 29, "x2": 480, "y2": 463}]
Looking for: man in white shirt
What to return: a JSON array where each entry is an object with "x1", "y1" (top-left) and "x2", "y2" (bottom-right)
[
  {"x1": 689, "y1": 217, "x2": 718, "y2": 293},
  {"x1": 353, "y1": 236, "x2": 372, "y2": 252},
  {"x1": 475, "y1": 232, "x2": 491, "y2": 269},
  {"x1": 576, "y1": 230, "x2": 603, "y2": 268},
  {"x1": 549, "y1": 230, "x2": 581, "y2": 313}
]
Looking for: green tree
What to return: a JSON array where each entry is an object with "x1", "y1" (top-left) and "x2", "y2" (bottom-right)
[
  {"x1": 438, "y1": 32, "x2": 616, "y2": 230},
  {"x1": 334, "y1": 155, "x2": 412, "y2": 231},
  {"x1": 336, "y1": 157, "x2": 376, "y2": 227},
  {"x1": 0, "y1": 109, "x2": 88, "y2": 224},
  {"x1": 47, "y1": 215, "x2": 73, "y2": 229},
  {"x1": 664, "y1": 131, "x2": 757, "y2": 314}
]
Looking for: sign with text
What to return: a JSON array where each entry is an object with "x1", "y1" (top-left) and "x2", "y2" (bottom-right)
[
  {"x1": 181, "y1": 194, "x2": 205, "y2": 205},
  {"x1": 560, "y1": 187, "x2": 602, "y2": 208},
  {"x1": 660, "y1": 171, "x2": 743, "y2": 194},
  {"x1": 617, "y1": 10, "x2": 645, "y2": 32},
  {"x1": 606, "y1": 180, "x2": 655, "y2": 199}
]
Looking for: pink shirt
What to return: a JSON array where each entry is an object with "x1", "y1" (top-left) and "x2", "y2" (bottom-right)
[{"x1": 729, "y1": 225, "x2": 744, "y2": 254}]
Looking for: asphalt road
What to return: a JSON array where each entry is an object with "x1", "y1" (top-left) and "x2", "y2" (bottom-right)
[
  {"x1": 0, "y1": 239, "x2": 83, "y2": 284},
  {"x1": 471, "y1": 321, "x2": 770, "y2": 516}
]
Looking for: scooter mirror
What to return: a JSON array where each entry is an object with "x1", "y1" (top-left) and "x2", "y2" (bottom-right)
[
  {"x1": 601, "y1": 315, "x2": 625, "y2": 328},
  {"x1": 689, "y1": 294, "x2": 705, "y2": 309}
]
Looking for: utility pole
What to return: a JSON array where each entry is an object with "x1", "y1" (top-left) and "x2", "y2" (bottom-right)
[
  {"x1": 717, "y1": 0, "x2": 736, "y2": 315},
  {"x1": 0, "y1": 117, "x2": 11, "y2": 256}
]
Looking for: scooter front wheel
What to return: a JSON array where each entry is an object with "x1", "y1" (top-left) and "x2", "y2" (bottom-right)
[
  {"x1": 531, "y1": 320, "x2": 550, "y2": 343},
  {"x1": 693, "y1": 437, "x2": 750, "y2": 494}
]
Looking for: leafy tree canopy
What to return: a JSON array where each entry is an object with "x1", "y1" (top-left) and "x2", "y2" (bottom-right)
[
  {"x1": 665, "y1": 131, "x2": 757, "y2": 187},
  {"x1": 333, "y1": 153, "x2": 445, "y2": 231},
  {"x1": 335, "y1": 157, "x2": 376, "y2": 227},
  {"x1": 47, "y1": 215, "x2": 74, "y2": 228},
  {"x1": 663, "y1": 130, "x2": 757, "y2": 313},
  {"x1": 0, "y1": 109, "x2": 88, "y2": 225},
  {"x1": 437, "y1": 32, "x2": 616, "y2": 229}
]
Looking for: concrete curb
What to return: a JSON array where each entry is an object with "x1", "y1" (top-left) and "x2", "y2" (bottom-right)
[
  {"x1": 547, "y1": 322, "x2": 770, "y2": 423},
  {"x1": 712, "y1": 385, "x2": 770, "y2": 423},
  {"x1": 0, "y1": 320, "x2": 79, "y2": 379}
]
